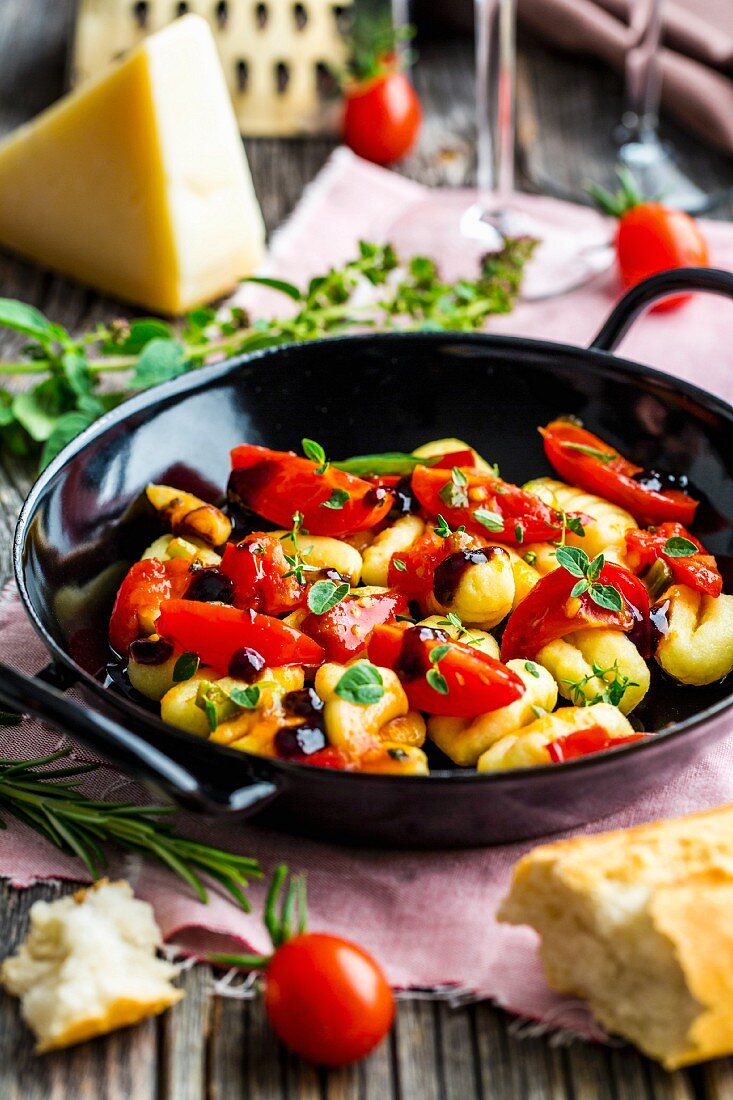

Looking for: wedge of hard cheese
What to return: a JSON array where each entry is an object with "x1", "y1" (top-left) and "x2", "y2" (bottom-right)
[
  {"x1": 0, "y1": 14, "x2": 265, "y2": 314},
  {"x1": 499, "y1": 805, "x2": 733, "y2": 1069}
]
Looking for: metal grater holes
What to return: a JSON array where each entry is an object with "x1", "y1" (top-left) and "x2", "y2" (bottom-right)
[
  {"x1": 235, "y1": 57, "x2": 249, "y2": 91},
  {"x1": 214, "y1": 0, "x2": 228, "y2": 28},
  {"x1": 255, "y1": 3, "x2": 268, "y2": 29},
  {"x1": 332, "y1": 4, "x2": 350, "y2": 34},
  {"x1": 132, "y1": 0, "x2": 149, "y2": 27},
  {"x1": 293, "y1": 3, "x2": 308, "y2": 30},
  {"x1": 174, "y1": 0, "x2": 188, "y2": 15},
  {"x1": 315, "y1": 60, "x2": 337, "y2": 99},
  {"x1": 275, "y1": 61, "x2": 290, "y2": 94}
]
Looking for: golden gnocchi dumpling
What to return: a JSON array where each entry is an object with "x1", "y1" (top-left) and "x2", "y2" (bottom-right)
[
  {"x1": 315, "y1": 661, "x2": 409, "y2": 756},
  {"x1": 537, "y1": 628, "x2": 650, "y2": 714},
  {"x1": 428, "y1": 659, "x2": 557, "y2": 766},
  {"x1": 477, "y1": 702, "x2": 636, "y2": 771},
  {"x1": 127, "y1": 639, "x2": 181, "y2": 702},
  {"x1": 655, "y1": 586, "x2": 733, "y2": 686},
  {"x1": 519, "y1": 543, "x2": 559, "y2": 576},
  {"x1": 427, "y1": 546, "x2": 515, "y2": 629},
  {"x1": 141, "y1": 533, "x2": 221, "y2": 567},
  {"x1": 417, "y1": 615, "x2": 500, "y2": 659},
  {"x1": 503, "y1": 548, "x2": 541, "y2": 608},
  {"x1": 379, "y1": 711, "x2": 427, "y2": 747},
  {"x1": 524, "y1": 477, "x2": 637, "y2": 560},
  {"x1": 359, "y1": 742, "x2": 429, "y2": 775},
  {"x1": 270, "y1": 530, "x2": 362, "y2": 585},
  {"x1": 161, "y1": 667, "x2": 304, "y2": 741},
  {"x1": 412, "y1": 438, "x2": 494, "y2": 474},
  {"x1": 361, "y1": 514, "x2": 424, "y2": 586},
  {"x1": 146, "y1": 484, "x2": 231, "y2": 547}
]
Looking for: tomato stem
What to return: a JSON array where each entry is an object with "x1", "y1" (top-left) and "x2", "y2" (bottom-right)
[{"x1": 209, "y1": 952, "x2": 272, "y2": 970}]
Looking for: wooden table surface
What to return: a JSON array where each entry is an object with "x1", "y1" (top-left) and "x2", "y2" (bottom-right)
[{"x1": 1, "y1": 2, "x2": 733, "y2": 1098}]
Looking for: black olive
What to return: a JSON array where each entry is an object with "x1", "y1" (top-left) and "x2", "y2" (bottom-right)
[
  {"x1": 631, "y1": 469, "x2": 690, "y2": 494},
  {"x1": 185, "y1": 567, "x2": 235, "y2": 604},
  {"x1": 389, "y1": 476, "x2": 419, "y2": 516},
  {"x1": 228, "y1": 647, "x2": 266, "y2": 681},
  {"x1": 274, "y1": 725, "x2": 327, "y2": 758},
  {"x1": 283, "y1": 687, "x2": 324, "y2": 720},
  {"x1": 128, "y1": 638, "x2": 174, "y2": 666}
]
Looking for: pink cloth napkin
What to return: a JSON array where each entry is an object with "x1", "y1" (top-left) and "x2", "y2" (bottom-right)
[{"x1": 2, "y1": 149, "x2": 733, "y2": 1036}]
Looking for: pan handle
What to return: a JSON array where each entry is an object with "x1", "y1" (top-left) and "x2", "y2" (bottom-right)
[
  {"x1": 0, "y1": 661, "x2": 279, "y2": 816},
  {"x1": 590, "y1": 267, "x2": 733, "y2": 353}
]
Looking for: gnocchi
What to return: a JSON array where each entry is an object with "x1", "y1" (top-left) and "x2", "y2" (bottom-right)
[
  {"x1": 656, "y1": 586, "x2": 733, "y2": 686},
  {"x1": 536, "y1": 628, "x2": 650, "y2": 714},
  {"x1": 524, "y1": 477, "x2": 637, "y2": 560},
  {"x1": 477, "y1": 703, "x2": 636, "y2": 771}
]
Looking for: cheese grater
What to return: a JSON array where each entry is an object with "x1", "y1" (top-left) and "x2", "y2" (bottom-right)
[{"x1": 71, "y1": 0, "x2": 353, "y2": 136}]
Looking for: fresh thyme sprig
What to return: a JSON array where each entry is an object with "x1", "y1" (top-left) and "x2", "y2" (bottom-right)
[
  {"x1": 0, "y1": 748, "x2": 261, "y2": 908},
  {"x1": 0, "y1": 238, "x2": 536, "y2": 471},
  {"x1": 563, "y1": 660, "x2": 639, "y2": 709}
]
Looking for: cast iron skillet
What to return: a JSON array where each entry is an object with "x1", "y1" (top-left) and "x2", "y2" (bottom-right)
[{"x1": 10, "y1": 267, "x2": 733, "y2": 848}]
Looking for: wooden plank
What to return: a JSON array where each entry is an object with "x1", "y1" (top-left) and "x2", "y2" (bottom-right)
[
  {"x1": 393, "y1": 1000, "x2": 442, "y2": 1100},
  {"x1": 701, "y1": 1060, "x2": 733, "y2": 1099},
  {"x1": 159, "y1": 964, "x2": 211, "y2": 1100}
]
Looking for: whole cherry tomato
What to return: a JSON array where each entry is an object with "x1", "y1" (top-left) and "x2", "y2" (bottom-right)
[
  {"x1": 540, "y1": 418, "x2": 698, "y2": 527},
  {"x1": 211, "y1": 867, "x2": 394, "y2": 1067},
  {"x1": 343, "y1": 69, "x2": 421, "y2": 166},
  {"x1": 590, "y1": 171, "x2": 709, "y2": 311}
]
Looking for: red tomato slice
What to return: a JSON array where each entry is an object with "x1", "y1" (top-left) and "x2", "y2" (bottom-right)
[
  {"x1": 156, "y1": 600, "x2": 324, "y2": 674},
  {"x1": 429, "y1": 449, "x2": 477, "y2": 469},
  {"x1": 410, "y1": 465, "x2": 576, "y2": 544},
  {"x1": 368, "y1": 624, "x2": 524, "y2": 717},
  {"x1": 109, "y1": 557, "x2": 191, "y2": 655},
  {"x1": 501, "y1": 561, "x2": 651, "y2": 662},
  {"x1": 300, "y1": 590, "x2": 408, "y2": 663},
  {"x1": 229, "y1": 445, "x2": 393, "y2": 537},
  {"x1": 220, "y1": 534, "x2": 305, "y2": 615},
  {"x1": 625, "y1": 522, "x2": 722, "y2": 597},
  {"x1": 541, "y1": 419, "x2": 698, "y2": 526},
  {"x1": 548, "y1": 727, "x2": 648, "y2": 763},
  {"x1": 386, "y1": 530, "x2": 450, "y2": 600}
]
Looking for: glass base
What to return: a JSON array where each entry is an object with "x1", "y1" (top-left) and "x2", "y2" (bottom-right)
[
  {"x1": 382, "y1": 192, "x2": 613, "y2": 301},
  {"x1": 617, "y1": 134, "x2": 710, "y2": 214}
]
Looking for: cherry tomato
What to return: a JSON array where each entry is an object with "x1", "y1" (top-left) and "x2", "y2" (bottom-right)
[
  {"x1": 541, "y1": 419, "x2": 698, "y2": 526},
  {"x1": 548, "y1": 727, "x2": 648, "y2": 763},
  {"x1": 220, "y1": 534, "x2": 304, "y2": 615},
  {"x1": 156, "y1": 599, "x2": 324, "y2": 674},
  {"x1": 229, "y1": 445, "x2": 393, "y2": 537},
  {"x1": 387, "y1": 529, "x2": 448, "y2": 599},
  {"x1": 410, "y1": 465, "x2": 581, "y2": 544},
  {"x1": 109, "y1": 557, "x2": 191, "y2": 655},
  {"x1": 616, "y1": 203, "x2": 709, "y2": 311},
  {"x1": 501, "y1": 560, "x2": 651, "y2": 662},
  {"x1": 369, "y1": 623, "x2": 524, "y2": 717},
  {"x1": 343, "y1": 69, "x2": 421, "y2": 166},
  {"x1": 300, "y1": 590, "x2": 408, "y2": 663},
  {"x1": 625, "y1": 522, "x2": 722, "y2": 597}
]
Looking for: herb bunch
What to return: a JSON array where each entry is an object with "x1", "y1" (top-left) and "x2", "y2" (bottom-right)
[
  {"x1": 0, "y1": 238, "x2": 536, "y2": 471},
  {"x1": 0, "y1": 748, "x2": 261, "y2": 908}
]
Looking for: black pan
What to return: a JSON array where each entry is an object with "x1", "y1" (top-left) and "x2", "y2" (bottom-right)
[{"x1": 11, "y1": 267, "x2": 733, "y2": 848}]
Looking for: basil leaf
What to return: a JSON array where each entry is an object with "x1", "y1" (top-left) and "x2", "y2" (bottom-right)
[
  {"x1": 307, "y1": 579, "x2": 349, "y2": 615},
  {"x1": 426, "y1": 668, "x2": 449, "y2": 695},
  {"x1": 173, "y1": 652, "x2": 200, "y2": 683},
  {"x1": 228, "y1": 685, "x2": 261, "y2": 709},
  {"x1": 555, "y1": 545, "x2": 589, "y2": 578},
  {"x1": 334, "y1": 662, "x2": 384, "y2": 705},
  {"x1": 333, "y1": 452, "x2": 440, "y2": 476},
  {"x1": 322, "y1": 488, "x2": 349, "y2": 510},
  {"x1": 131, "y1": 339, "x2": 188, "y2": 389},
  {"x1": 473, "y1": 508, "x2": 504, "y2": 532},
  {"x1": 589, "y1": 583, "x2": 623, "y2": 611},
  {"x1": 663, "y1": 536, "x2": 698, "y2": 558}
]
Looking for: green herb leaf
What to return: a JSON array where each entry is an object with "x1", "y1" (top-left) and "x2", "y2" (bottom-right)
[
  {"x1": 333, "y1": 452, "x2": 440, "y2": 476},
  {"x1": 514, "y1": 524, "x2": 524, "y2": 543},
  {"x1": 425, "y1": 667, "x2": 449, "y2": 695},
  {"x1": 570, "y1": 579, "x2": 590, "y2": 597},
  {"x1": 524, "y1": 661, "x2": 540, "y2": 679},
  {"x1": 307, "y1": 579, "x2": 349, "y2": 615},
  {"x1": 392, "y1": 558, "x2": 407, "y2": 571},
  {"x1": 433, "y1": 515, "x2": 453, "y2": 538},
  {"x1": 663, "y1": 536, "x2": 698, "y2": 558},
  {"x1": 131, "y1": 339, "x2": 188, "y2": 389},
  {"x1": 334, "y1": 662, "x2": 384, "y2": 705},
  {"x1": 302, "y1": 438, "x2": 327, "y2": 468},
  {"x1": 555, "y1": 545, "x2": 589, "y2": 578},
  {"x1": 473, "y1": 508, "x2": 504, "y2": 533},
  {"x1": 0, "y1": 298, "x2": 65, "y2": 346},
  {"x1": 439, "y1": 475, "x2": 469, "y2": 509},
  {"x1": 589, "y1": 583, "x2": 624, "y2": 611},
  {"x1": 565, "y1": 515, "x2": 586, "y2": 537},
  {"x1": 430, "y1": 644, "x2": 452, "y2": 663},
  {"x1": 228, "y1": 685, "x2": 262, "y2": 710},
  {"x1": 561, "y1": 441, "x2": 617, "y2": 463},
  {"x1": 172, "y1": 652, "x2": 200, "y2": 683},
  {"x1": 322, "y1": 487, "x2": 350, "y2": 510},
  {"x1": 524, "y1": 551, "x2": 537, "y2": 566},
  {"x1": 586, "y1": 553, "x2": 605, "y2": 583},
  {"x1": 241, "y1": 275, "x2": 303, "y2": 302}
]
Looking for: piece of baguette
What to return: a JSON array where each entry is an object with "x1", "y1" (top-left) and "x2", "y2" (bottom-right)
[{"x1": 498, "y1": 805, "x2": 733, "y2": 1069}]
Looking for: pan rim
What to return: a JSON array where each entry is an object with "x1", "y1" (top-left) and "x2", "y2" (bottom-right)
[{"x1": 13, "y1": 329, "x2": 733, "y2": 785}]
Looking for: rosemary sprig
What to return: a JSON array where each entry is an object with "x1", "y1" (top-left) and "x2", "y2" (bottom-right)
[
  {"x1": 0, "y1": 238, "x2": 536, "y2": 471},
  {"x1": 0, "y1": 748, "x2": 261, "y2": 908}
]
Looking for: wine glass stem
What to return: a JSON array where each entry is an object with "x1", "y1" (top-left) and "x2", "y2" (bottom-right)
[
  {"x1": 624, "y1": 0, "x2": 663, "y2": 141},
  {"x1": 474, "y1": 0, "x2": 516, "y2": 213}
]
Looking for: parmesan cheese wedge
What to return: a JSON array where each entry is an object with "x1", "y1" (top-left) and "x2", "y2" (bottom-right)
[
  {"x1": 0, "y1": 14, "x2": 265, "y2": 314},
  {"x1": 0, "y1": 880, "x2": 182, "y2": 1052}
]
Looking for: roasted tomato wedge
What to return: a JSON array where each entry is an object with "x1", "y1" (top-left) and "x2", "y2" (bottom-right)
[
  {"x1": 541, "y1": 419, "x2": 698, "y2": 526},
  {"x1": 300, "y1": 590, "x2": 408, "y2": 663},
  {"x1": 386, "y1": 530, "x2": 450, "y2": 600},
  {"x1": 221, "y1": 534, "x2": 305, "y2": 615},
  {"x1": 109, "y1": 557, "x2": 191, "y2": 655},
  {"x1": 625, "y1": 522, "x2": 722, "y2": 598},
  {"x1": 156, "y1": 600, "x2": 324, "y2": 674},
  {"x1": 410, "y1": 465, "x2": 575, "y2": 544},
  {"x1": 368, "y1": 624, "x2": 524, "y2": 717},
  {"x1": 548, "y1": 727, "x2": 648, "y2": 763},
  {"x1": 229, "y1": 445, "x2": 393, "y2": 537},
  {"x1": 501, "y1": 561, "x2": 651, "y2": 661}
]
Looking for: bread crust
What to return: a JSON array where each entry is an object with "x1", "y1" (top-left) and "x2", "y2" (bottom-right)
[{"x1": 498, "y1": 805, "x2": 733, "y2": 1068}]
